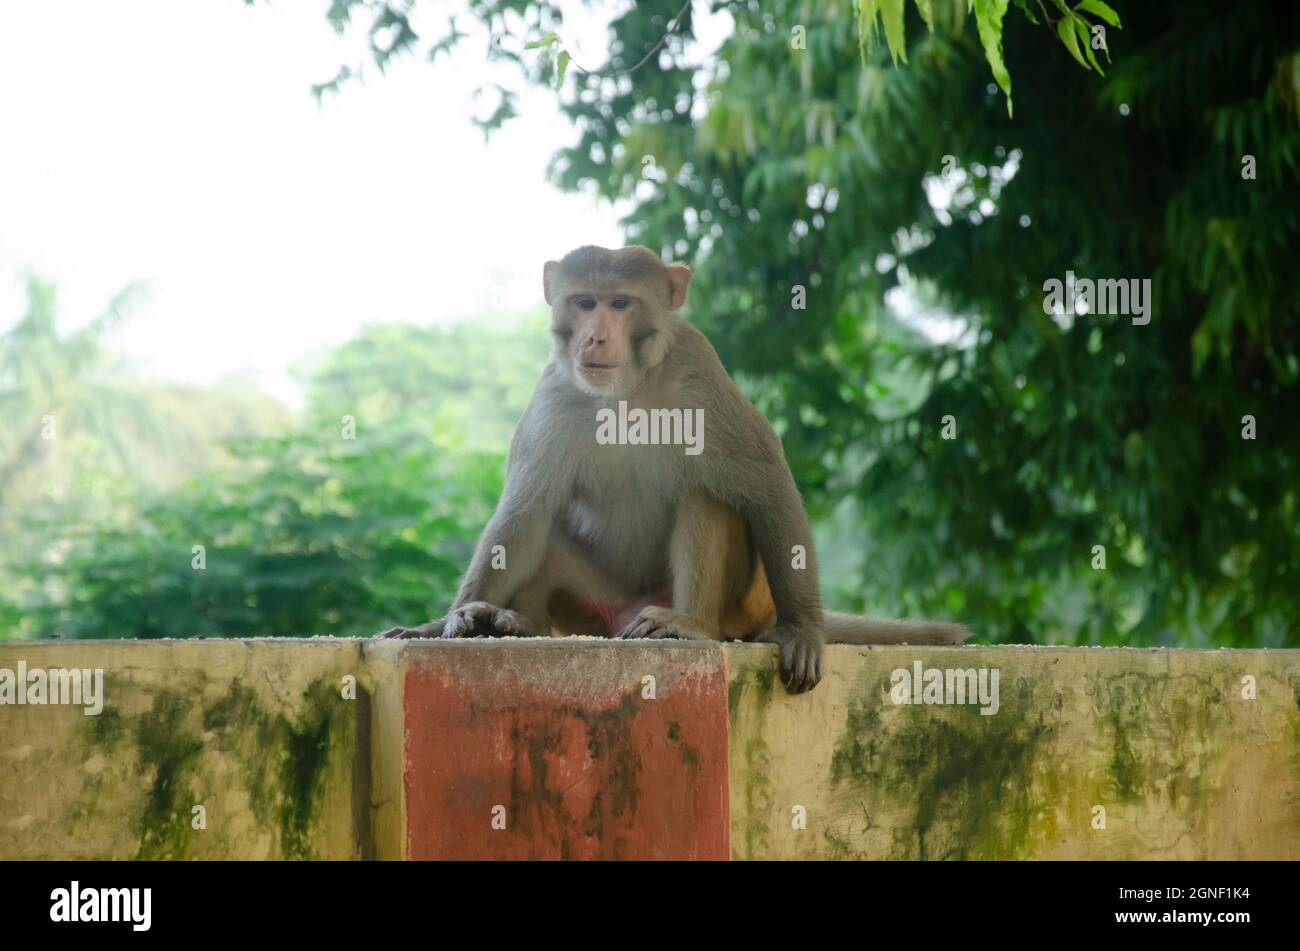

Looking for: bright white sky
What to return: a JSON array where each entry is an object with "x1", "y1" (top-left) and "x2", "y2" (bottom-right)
[{"x1": 0, "y1": 0, "x2": 727, "y2": 405}]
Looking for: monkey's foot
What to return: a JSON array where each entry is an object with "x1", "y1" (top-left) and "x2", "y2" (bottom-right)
[
  {"x1": 616, "y1": 606, "x2": 715, "y2": 641},
  {"x1": 442, "y1": 602, "x2": 537, "y2": 638}
]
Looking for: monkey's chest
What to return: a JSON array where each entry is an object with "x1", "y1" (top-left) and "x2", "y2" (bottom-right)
[{"x1": 562, "y1": 449, "x2": 682, "y2": 592}]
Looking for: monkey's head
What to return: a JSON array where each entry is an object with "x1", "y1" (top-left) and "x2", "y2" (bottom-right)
[{"x1": 543, "y1": 245, "x2": 691, "y2": 397}]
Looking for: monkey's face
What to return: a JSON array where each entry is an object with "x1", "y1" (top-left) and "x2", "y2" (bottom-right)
[
  {"x1": 552, "y1": 291, "x2": 661, "y2": 397},
  {"x1": 544, "y1": 248, "x2": 691, "y2": 398}
]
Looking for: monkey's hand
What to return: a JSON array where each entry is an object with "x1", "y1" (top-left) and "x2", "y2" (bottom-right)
[
  {"x1": 616, "y1": 606, "x2": 719, "y2": 641},
  {"x1": 441, "y1": 601, "x2": 538, "y2": 638},
  {"x1": 754, "y1": 623, "x2": 823, "y2": 694}
]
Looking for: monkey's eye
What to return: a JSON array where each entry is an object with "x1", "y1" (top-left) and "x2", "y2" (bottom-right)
[
  {"x1": 611, "y1": 298, "x2": 630, "y2": 310},
  {"x1": 576, "y1": 297, "x2": 598, "y2": 311}
]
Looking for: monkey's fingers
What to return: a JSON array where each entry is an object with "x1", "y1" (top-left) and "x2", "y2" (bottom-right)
[
  {"x1": 489, "y1": 608, "x2": 536, "y2": 637},
  {"x1": 616, "y1": 617, "x2": 659, "y2": 639},
  {"x1": 778, "y1": 635, "x2": 823, "y2": 694},
  {"x1": 377, "y1": 621, "x2": 442, "y2": 639},
  {"x1": 442, "y1": 602, "x2": 518, "y2": 638},
  {"x1": 441, "y1": 610, "x2": 481, "y2": 638},
  {"x1": 616, "y1": 608, "x2": 676, "y2": 640}
]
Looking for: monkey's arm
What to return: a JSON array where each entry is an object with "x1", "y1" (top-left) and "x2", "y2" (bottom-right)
[
  {"x1": 453, "y1": 479, "x2": 553, "y2": 608},
  {"x1": 381, "y1": 395, "x2": 571, "y2": 639},
  {"x1": 441, "y1": 398, "x2": 576, "y2": 635},
  {"x1": 702, "y1": 403, "x2": 825, "y2": 692}
]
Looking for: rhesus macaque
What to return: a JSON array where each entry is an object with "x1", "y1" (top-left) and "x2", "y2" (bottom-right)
[{"x1": 381, "y1": 246, "x2": 968, "y2": 692}]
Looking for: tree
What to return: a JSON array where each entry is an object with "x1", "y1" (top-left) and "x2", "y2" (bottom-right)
[
  {"x1": 0, "y1": 278, "x2": 295, "y2": 638},
  {"x1": 0, "y1": 277, "x2": 163, "y2": 503},
  {"x1": 294, "y1": 0, "x2": 1300, "y2": 647},
  {"x1": 15, "y1": 320, "x2": 545, "y2": 638}
]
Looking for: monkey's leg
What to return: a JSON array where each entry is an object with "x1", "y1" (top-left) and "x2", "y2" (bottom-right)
[
  {"x1": 617, "y1": 489, "x2": 760, "y2": 641},
  {"x1": 507, "y1": 534, "x2": 626, "y2": 637}
]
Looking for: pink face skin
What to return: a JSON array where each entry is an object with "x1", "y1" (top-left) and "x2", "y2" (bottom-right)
[
  {"x1": 544, "y1": 252, "x2": 691, "y2": 398},
  {"x1": 571, "y1": 292, "x2": 635, "y2": 390},
  {"x1": 552, "y1": 289, "x2": 662, "y2": 398}
]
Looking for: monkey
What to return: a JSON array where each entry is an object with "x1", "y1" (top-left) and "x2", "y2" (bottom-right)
[{"x1": 380, "y1": 245, "x2": 969, "y2": 693}]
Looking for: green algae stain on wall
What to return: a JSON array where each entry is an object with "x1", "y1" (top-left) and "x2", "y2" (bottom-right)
[
  {"x1": 274, "y1": 681, "x2": 342, "y2": 860},
  {"x1": 75, "y1": 675, "x2": 210, "y2": 860},
  {"x1": 80, "y1": 674, "x2": 354, "y2": 859},
  {"x1": 1085, "y1": 670, "x2": 1227, "y2": 808},
  {"x1": 135, "y1": 692, "x2": 205, "y2": 859},
  {"x1": 727, "y1": 663, "x2": 777, "y2": 859},
  {"x1": 828, "y1": 675, "x2": 1059, "y2": 860},
  {"x1": 209, "y1": 678, "x2": 348, "y2": 859}
]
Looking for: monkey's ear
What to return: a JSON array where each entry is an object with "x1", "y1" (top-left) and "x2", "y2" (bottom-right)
[
  {"x1": 543, "y1": 261, "x2": 562, "y2": 306},
  {"x1": 665, "y1": 264, "x2": 692, "y2": 310}
]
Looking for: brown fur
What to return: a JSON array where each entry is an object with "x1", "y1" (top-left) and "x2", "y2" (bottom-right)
[{"x1": 380, "y1": 246, "x2": 969, "y2": 692}]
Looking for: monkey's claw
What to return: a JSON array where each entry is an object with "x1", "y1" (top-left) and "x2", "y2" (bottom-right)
[
  {"x1": 779, "y1": 636, "x2": 822, "y2": 693},
  {"x1": 377, "y1": 621, "x2": 442, "y2": 639},
  {"x1": 616, "y1": 606, "x2": 684, "y2": 640},
  {"x1": 441, "y1": 602, "x2": 535, "y2": 638},
  {"x1": 755, "y1": 625, "x2": 823, "y2": 694}
]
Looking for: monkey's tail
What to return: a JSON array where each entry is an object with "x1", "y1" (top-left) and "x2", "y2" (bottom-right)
[{"x1": 822, "y1": 611, "x2": 971, "y2": 646}]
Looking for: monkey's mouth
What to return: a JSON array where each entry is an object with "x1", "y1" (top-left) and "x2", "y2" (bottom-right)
[{"x1": 580, "y1": 362, "x2": 618, "y2": 377}]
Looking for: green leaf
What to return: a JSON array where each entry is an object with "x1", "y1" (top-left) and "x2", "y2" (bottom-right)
[
  {"x1": 1057, "y1": 13, "x2": 1089, "y2": 69},
  {"x1": 310, "y1": 65, "x2": 353, "y2": 102},
  {"x1": 525, "y1": 31, "x2": 559, "y2": 50},
  {"x1": 916, "y1": 0, "x2": 936, "y2": 31},
  {"x1": 555, "y1": 50, "x2": 570, "y2": 89},
  {"x1": 972, "y1": 0, "x2": 1013, "y2": 116},
  {"x1": 1073, "y1": 16, "x2": 1105, "y2": 73},
  {"x1": 856, "y1": 0, "x2": 878, "y2": 64},
  {"x1": 325, "y1": 0, "x2": 359, "y2": 34},
  {"x1": 880, "y1": 0, "x2": 908, "y2": 63},
  {"x1": 1013, "y1": 0, "x2": 1040, "y2": 25},
  {"x1": 855, "y1": 0, "x2": 907, "y2": 65},
  {"x1": 1075, "y1": 0, "x2": 1121, "y2": 27}
]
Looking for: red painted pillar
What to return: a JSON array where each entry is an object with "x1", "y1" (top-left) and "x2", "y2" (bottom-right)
[{"x1": 403, "y1": 642, "x2": 731, "y2": 859}]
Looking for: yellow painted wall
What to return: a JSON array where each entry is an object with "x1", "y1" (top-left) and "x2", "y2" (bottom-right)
[
  {"x1": 0, "y1": 640, "x2": 365, "y2": 859},
  {"x1": 3, "y1": 640, "x2": 1297, "y2": 859},
  {"x1": 725, "y1": 644, "x2": 1300, "y2": 859}
]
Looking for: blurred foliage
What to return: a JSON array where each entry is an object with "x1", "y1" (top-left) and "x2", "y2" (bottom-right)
[
  {"x1": 1, "y1": 297, "x2": 548, "y2": 638},
  {"x1": 4, "y1": 1, "x2": 1298, "y2": 647},
  {"x1": 2, "y1": 278, "x2": 297, "y2": 477},
  {"x1": 301, "y1": 318, "x2": 549, "y2": 453},
  {"x1": 571, "y1": 0, "x2": 1300, "y2": 646},
  {"x1": 20, "y1": 431, "x2": 503, "y2": 638},
  {"x1": 296, "y1": 0, "x2": 1120, "y2": 118},
  {"x1": 297, "y1": 0, "x2": 1298, "y2": 646},
  {"x1": 0, "y1": 279, "x2": 292, "y2": 637}
]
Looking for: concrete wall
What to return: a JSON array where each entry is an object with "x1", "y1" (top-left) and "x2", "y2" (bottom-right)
[
  {"x1": 0, "y1": 639, "x2": 364, "y2": 859},
  {"x1": 2, "y1": 640, "x2": 1297, "y2": 859},
  {"x1": 727, "y1": 645, "x2": 1300, "y2": 859}
]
